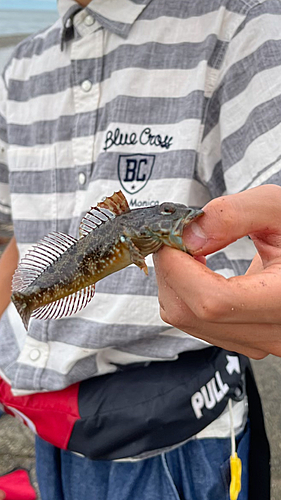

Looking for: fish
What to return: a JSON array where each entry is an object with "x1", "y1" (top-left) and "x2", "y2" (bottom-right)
[{"x1": 11, "y1": 191, "x2": 204, "y2": 330}]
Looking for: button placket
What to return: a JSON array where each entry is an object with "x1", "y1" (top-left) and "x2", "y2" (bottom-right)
[{"x1": 70, "y1": 27, "x2": 103, "y2": 220}]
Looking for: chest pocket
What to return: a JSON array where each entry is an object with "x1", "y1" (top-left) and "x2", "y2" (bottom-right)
[{"x1": 7, "y1": 145, "x2": 58, "y2": 245}]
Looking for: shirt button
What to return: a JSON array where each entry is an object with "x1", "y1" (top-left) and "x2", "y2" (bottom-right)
[
  {"x1": 79, "y1": 172, "x2": 86, "y2": 185},
  {"x1": 85, "y1": 15, "x2": 95, "y2": 26},
  {"x1": 29, "y1": 349, "x2": 41, "y2": 361},
  {"x1": 81, "y1": 80, "x2": 92, "y2": 92},
  {"x1": 65, "y1": 18, "x2": 73, "y2": 29}
]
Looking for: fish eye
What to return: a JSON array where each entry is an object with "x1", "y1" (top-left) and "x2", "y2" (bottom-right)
[{"x1": 160, "y1": 203, "x2": 176, "y2": 215}]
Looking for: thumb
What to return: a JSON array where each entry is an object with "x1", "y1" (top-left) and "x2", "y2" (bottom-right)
[
  {"x1": 245, "y1": 253, "x2": 263, "y2": 275},
  {"x1": 183, "y1": 185, "x2": 281, "y2": 257}
]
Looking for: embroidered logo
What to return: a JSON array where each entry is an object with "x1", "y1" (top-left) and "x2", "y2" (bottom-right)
[
  {"x1": 118, "y1": 154, "x2": 155, "y2": 194},
  {"x1": 103, "y1": 127, "x2": 173, "y2": 152}
]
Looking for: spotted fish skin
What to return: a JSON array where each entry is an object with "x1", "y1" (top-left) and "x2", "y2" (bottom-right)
[{"x1": 11, "y1": 191, "x2": 203, "y2": 330}]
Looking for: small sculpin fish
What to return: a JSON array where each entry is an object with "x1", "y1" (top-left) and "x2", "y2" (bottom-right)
[{"x1": 11, "y1": 191, "x2": 204, "y2": 330}]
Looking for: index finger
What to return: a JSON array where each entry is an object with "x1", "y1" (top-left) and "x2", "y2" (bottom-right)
[{"x1": 154, "y1": 245, "x2": 281, "y2": 324}]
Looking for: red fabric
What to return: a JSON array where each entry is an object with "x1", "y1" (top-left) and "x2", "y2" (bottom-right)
[
  {"x1": 0, "y1": 469, "x2": 36, "y2": 500},
  {"x1": 0, "y1": 378, "x2": 80, "y2": 449}
]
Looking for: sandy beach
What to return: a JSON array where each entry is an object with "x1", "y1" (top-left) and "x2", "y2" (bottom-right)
[
  {"x1": 0, "y1": 34, "x2": 29, "y2": 48},
  {"x1": 0, "y1": 34, "x2": 30, "y2": 73}
]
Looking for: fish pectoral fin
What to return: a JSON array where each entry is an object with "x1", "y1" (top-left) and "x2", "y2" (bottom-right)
[
  {"x1": 31, "y1": 284, "x2": 95, "y2": 322},
  {"x1": 125, "y1": 239, "x2": 148, "y2": 275}
]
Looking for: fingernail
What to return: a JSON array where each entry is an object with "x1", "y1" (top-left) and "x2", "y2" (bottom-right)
[{"x1": 183, "y1": 222, "x2": 208, "y2": 253}]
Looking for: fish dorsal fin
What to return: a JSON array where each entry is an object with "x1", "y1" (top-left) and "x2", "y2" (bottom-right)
[
  {"x1": 12, "y1": 232, "x2": 78, "y2": 293},
  {"x1": 79, "y1": 206, "x2": 115, "y2": 238},
  {"x1": 31, "y1": 284, "x2": 95, "y2": 322},
  {"x1": 98, "y1": 191, "x2": 130, "y2": 215},
  {"x1": 79, "y1": 191, "x2": 130, "y2": 238}
]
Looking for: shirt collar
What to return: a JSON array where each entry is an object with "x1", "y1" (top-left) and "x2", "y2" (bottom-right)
[
  {"x1": 58, "y1": 0, "x2": 153, "y2": 41},
  {"x1": 58, "y1": 1, "x2": 82, "y2": 50}
]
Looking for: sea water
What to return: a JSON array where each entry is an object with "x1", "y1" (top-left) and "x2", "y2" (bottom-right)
[
  {"x1": 0, "y1": 8, "x2": 58, "y2": 71},
  {"x1": 0, "y1": 8, "x2": 58, "y2": 36}
]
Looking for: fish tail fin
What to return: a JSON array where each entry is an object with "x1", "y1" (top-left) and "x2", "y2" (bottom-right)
[
  {"x1": 11, "y1": 292, "x2": 32, "y2": 330},
  {"x1": 11, "y1": 231, "x2": 79, "y2": 328}
]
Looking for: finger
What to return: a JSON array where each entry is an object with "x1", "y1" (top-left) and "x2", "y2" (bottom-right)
[
  {"x1": 183, "y1": 184, "x2": 281, "y2": 257},
  {"x1": 158, "y1": 293, "x2": 278, "y2": 359},
  {"x1": 156, "y1": 256, "x2": 272, "y2": 357},
  {"x1": 158, "y1": 298, "x2": 270, "y2": 358},
  {"x1": 155, "y1": 246, "x2": 281, "y2": 324}
]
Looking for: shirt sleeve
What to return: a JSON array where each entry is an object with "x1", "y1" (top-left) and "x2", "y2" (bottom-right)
[
  {"x1": 0, "y1": 74, "x2": 12, "y2": 224},
  {"x1": 198, "y1": 0, "x2": 281, "y2": 197}
]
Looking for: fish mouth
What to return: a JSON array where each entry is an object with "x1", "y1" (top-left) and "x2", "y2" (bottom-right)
[
  {"x1": 169, "y1": 209, "x2": 204, "y2": 251},
  {"x1": 183, "y1": 208, "x2": 204, "y2": 226},
  {"x1": 174, "y1": 208, "x2": 204, "y2": 236}
]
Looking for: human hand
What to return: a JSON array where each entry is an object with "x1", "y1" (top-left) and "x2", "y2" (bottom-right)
[{"x1": 153, "y1": 185, "x2": 281, "y2": 359}]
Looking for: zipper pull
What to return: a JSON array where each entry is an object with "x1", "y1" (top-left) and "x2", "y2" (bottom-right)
[
  {"x1": 230, "y1": 452, "x2": 242, "y2": 500},
  {"x1": 228, "y1": 399, "x2": 242, "y2": 500}
]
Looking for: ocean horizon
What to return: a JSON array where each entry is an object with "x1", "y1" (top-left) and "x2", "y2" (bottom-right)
[{"x1": 0, "y1": 9, "x2": 58, "y2": 36}]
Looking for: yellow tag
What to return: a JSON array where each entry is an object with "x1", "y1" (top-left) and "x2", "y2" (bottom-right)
[{"x1": 229, "y1": 452, "x2": 242, "y2": 500}]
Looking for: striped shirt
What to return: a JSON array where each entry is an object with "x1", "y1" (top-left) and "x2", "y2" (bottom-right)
[{"x1": 0, "y1": 0, "x2": 281, "y2": 404}]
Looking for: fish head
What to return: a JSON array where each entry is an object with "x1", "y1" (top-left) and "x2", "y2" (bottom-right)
[{"x1": 132, "y1": 202, "x2": 204, "y2": 254}]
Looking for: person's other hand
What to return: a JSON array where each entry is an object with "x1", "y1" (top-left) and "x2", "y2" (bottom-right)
[{"x1": 154, "y1": 185, "x2": 281, "y2": 359}]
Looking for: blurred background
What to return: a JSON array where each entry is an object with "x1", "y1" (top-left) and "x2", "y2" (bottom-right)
[
  {"x1": 0, "y1": 0, "x2": 58, "y2": 73},
  {"x1": 0, "y1": 1, "x2": 281, "y2": 499}
]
